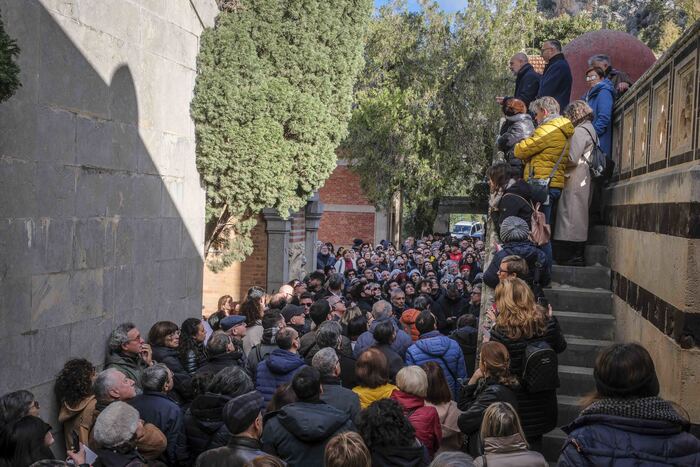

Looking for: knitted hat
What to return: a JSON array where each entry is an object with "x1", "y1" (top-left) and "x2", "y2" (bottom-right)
[
  {"x1": 500, "y1": 216, "x2": 530, "y2": 243},
  {"x1": 92, "y1": 401, "x2": 139, "y2": 448},
  {"x1": 222, "y1": 391, "x2": 263, "y2": 434}
]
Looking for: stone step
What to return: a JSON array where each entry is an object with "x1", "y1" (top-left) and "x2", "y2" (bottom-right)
[
  {"x1": 551, "y1": 264, "x2": 610, "y2": 289},
  {"x1": 557, "y1": 394, "x2": 581, "y2": 426},
  {"x1": 585, "y1": 244, "x2": 609, "y2": 267},
  {"x1": 542, "y1": 428, "x2": 567, "y2": 462},
  {"x1": 559, "y1": 336, "x2": 612, "y2": 367},
  {"x1": 553, "y1": 310, "x2": 615, "y2": 340},
  {"x1": 558, "y1": 365, "x2": 595, "y2": 396},
  {"x1": 546, "y1": 286, "x2": 613, "y2": 314}
]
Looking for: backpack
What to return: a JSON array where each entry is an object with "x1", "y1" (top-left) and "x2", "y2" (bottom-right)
[
  {"x1": 581, "y1": 126, "x2": 607, "y2": 179},
  {"x1": 502, "y1": 194, "x2": 550, "y2": 246},
  {"x1": 522, "y1": 340, "x2": 559, "y2": 392}
]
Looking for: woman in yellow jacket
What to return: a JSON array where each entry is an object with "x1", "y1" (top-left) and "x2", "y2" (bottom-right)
[{"x1": 514, "y1": 96, "x2": 574, "y2": 268}]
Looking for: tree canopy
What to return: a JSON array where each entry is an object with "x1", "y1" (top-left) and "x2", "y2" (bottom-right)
[
  {"x1": 0, "y1": 8, "x2": 20, "y2": 103},
  {"x1": 192, "y1": 0, "x2": 372, "y2": 270}
]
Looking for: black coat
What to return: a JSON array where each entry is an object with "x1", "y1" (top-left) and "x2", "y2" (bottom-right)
[
  {"x1": 436, "y1": 294, "x2": 470, "y2": 334},
  {"x1": 129, "y1": 391, "x2": 189, "y2": 466},
  {"x1": 375, "y1": 344, "x2": 405, "y2": 382},
  {"x1": 458, "y1": 378, "x2": 519, "y2": 456},
  {"x1": 482, "y1": 241, "x2": 550, "y2": 291},
  {"x1": 537, "y1": 54, "x2": 573, "y2": 112},
  {"x1": 184, "y1": 392, "x2": 232, "y2": 458},
  {"x1": 497, "y1": 114, "x2": 535, "y2": 174},
  {"x1": 450, "y1": 325, "x2": 477, "y2": 376},
  {"x1": 370, "y1": 443, "x2": 430, "y2": 467},
  {"x1": 180, "y1": 345, "x2": 207, "y2": 376},
  {"x1": 151, "y1": 346, "x2": 193, "y2": 404},
  {"x1": 513, "y1": 63, "x2": 541, "y2": 107},
  {"x1": 490, "y1": 317, "x2": 567, "y2": 439},
  {"x1": 495, "y1": 180, "x2": 533, "y2": 238},
  {"x1": 262, "y1": 401, "x2": 354, "y2": 467},
  {"x1": 194, "y1": 436, "x2": 266, "y2": 467},
  {"x1": 196, "y1": 351, "x2": 246, "y2": 377},
  {"x1": 320, "y1": 375, "x2": 361, "y2": 424}
]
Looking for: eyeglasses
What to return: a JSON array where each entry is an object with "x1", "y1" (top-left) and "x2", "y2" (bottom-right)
[{"x1": 585, "y1": 75, "x2": 599, "y2": 82}]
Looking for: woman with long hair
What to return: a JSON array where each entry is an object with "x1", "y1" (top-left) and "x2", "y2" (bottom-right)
[
  {"x1": 489, "y1": 278, "x2": 566, "y2": 447},
  {"x1": 474, "y1": 403, "x2": 547, "y2": 466},
  {"x1": 0, "y1": 415, "x2": 84, "y2": 467},
  {"x1": 178, "y1": 317, "x2": 208, "y2": 375},
  {"x1": 422, "y1": 362, "x2": 463, "y2": 452},
  {"x1": 208, "y1": 294, "x2": 236, "y2": 332},
  {"x1": 55, "y1": 358, "x2": 96, "y2": 451},
  {"x1": 558, "y1": 343, "x2": 700, "y2": 466},
  {"x1": 458, "y1": 341, "x2": 519, "y2": 456},
  {"x1": 241, "y1": 297, "x2": 265, "y2": 355}
]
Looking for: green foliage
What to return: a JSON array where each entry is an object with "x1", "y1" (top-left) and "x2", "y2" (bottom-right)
[
  {"x1": 530, "y1": 12, "x2": 619, "y2": 50},
  {"x1": 192, "y1": 0, "x2": 372, "y2": 270},
  {"x1": 0, "y1": 9, "x2": 20, "y2": 103},
  {"x1": 343, "y1": 0, "x2": 536, "y2": 236}
]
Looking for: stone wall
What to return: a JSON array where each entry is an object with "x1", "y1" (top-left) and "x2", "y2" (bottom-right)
[
  {"x1": 0, "y1": 0, "x2": 216, "y2": 430},
  {"x1": 601, "y1": 21, "x2": 700, "y2": 422}
]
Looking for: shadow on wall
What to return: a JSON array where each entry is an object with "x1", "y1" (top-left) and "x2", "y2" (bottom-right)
[{"x1": 0, "y1": 0, "x2": 203, "y2": 431}]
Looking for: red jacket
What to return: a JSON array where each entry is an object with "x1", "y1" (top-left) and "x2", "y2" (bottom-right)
[
  {"x1": 449, "y1": 251, "x2": 463, "y2": 262},
  {"x1": 391, "y1": 389, "x2": 442, "y2": 456}
]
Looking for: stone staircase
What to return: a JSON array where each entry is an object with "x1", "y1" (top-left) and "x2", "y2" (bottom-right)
[{"x1": 541, "y1": 244, "x2": 614, "y2": 463}]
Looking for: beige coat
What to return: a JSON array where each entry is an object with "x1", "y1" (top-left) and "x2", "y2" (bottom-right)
[
  {"x1": 58, "y1": 395, "x2": 96, "y2": 451},
  {"x1": 474, "y1": 434, "x2": 548, "y2": 467},
  {"x1": 426, "y1": 400, "x2": 464, "y2": 452},
  {"x1": 554, "y1": 121, "x2": 596, "y2": 242}
]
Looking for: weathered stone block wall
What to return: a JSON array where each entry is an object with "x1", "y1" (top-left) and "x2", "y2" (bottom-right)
[
  {"x1": 0, "y1": 0, "x2": 216, "y2": 425},
  {"x1": 602, "y1": 21, "x2": 700, "y2": 422}
]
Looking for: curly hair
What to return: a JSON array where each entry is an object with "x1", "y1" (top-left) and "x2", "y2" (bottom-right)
[
  {"x1": 178, "y1": 317, "x2": 206, "y2": 365},
  {"x1": 240, "y1": 298, "x2": 263, "y2": 326},
  {"x1": 357, "y1": 399, "x2": 416, "y2": 449},
  {"x1": 494, "y1": 278, "x2": 546, "y2": 340},
  {"x1": 54, "y1": 358, "x2": 96, "y2": 407}
]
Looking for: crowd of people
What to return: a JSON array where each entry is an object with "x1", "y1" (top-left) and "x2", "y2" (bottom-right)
[{"x1": 2, "y1": 41, "x2": 700, "y2": 467}]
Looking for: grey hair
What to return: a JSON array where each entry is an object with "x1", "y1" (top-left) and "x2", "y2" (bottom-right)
[
  {"x1": 588, "y1": 54, "x2": 610, "y2": 66},
  {"x1": 311, "y1": 347, "x2": 339, "y2": 377},
  {"x1": 511, "y1": 52, "x2": 528, "y2": 63},
  {"x1": 207, "y1": 330, "x2": 231, "y2": 356},
  {"x1": 371, "y1": 300, "x2": 393, "y2": 320},
  {"x1": 429, "y1": 451, "x2": 475, "y2": 467},
  {"x1": 529, "y1": 96, "x2": 560, "y2": 117},
  {"x1": 208, "y1": 366, "x2": 253, "y2": 397},
  {"x1": 316, "y1": 320, "x2": 342, "y2": 349},
  {"x1": 93, "y1": 368, "x2": 124, "y2": 402},
  {"x1": 141, "y1": 363, "x2": 170, "y2": 392},
  {"x1": 108, "y1": 322, "x2": 136, "y2": 353},
  {"x1": 390, "y1": 288, "x2": 405, "y2": 299}
]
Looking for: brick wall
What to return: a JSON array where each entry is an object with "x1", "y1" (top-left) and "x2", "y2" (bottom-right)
[
  {"x1": 318, "y1": 165, "x2": 372, "y2": 205},
  {"x1": 290, "y1": 210, "x2": 306, "y2": 244},
  {"x1": 202, "y1": 214, "x2": 268, "y2": 315},
  {"x1": 319, "y1": 211, "x2": 375, "y2": 249}
]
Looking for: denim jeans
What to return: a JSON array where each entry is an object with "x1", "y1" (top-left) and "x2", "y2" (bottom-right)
[{"x1": 540, "y1": 188, "x2": 562, "y2": 269}]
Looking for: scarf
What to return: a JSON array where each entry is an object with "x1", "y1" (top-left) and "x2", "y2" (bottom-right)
[{"x1": 580, "y1": 397, "x2": 688, "y2": 425}]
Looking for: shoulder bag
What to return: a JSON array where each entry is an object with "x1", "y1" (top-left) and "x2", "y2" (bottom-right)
[
  {"x1": 527, "y1": 129, "x2": 569, "y2": 204},
  {"x1": 580, "y1": 125, "x2": 607, "y2": 179}
]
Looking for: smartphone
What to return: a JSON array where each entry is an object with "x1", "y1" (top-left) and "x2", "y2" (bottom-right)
[{"x1": 70, "y1": 430, "x2": 80, "y2": 453}]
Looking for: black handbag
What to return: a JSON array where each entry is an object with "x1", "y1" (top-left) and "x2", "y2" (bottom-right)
[
  {"x1": 581, "y1": 126, "x2": 607, "y2": 179},
  {"x1": 527, "y1": 129, "x2": 569, "y2": 204}
]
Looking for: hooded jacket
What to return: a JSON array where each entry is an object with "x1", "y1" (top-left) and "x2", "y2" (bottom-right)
[
  {"x1": 583, "y1": 78, "x2": 615, "y2": 158},
  {"x1": 494, "y1": 180, "x2": 534, "y2": 238},
  {"x1": 558, "y1": 397, "x2": 700, "y2": 467},
  {"x1": 255, "y1": 349, "x2": 306, "y2": 408},
  {"x1": 58, "y1": 395, "x2": 96, "y2": 452},
  {"x1": 104, "y1": 351, "x2": 148, "y2": 389},
  {"x1": 196, "y1": 351, "x2": 246, "y2": 378},
  {"x1": 400, "y1": 309, "x2": 421, "y2": 342},
  {"x1": 184, "y1": 392, "x2": 232, "y2": 458},
  {"x1": 514, "y1": 115, "x2": 575, "y2": 188},
  {"x1": 391, "y1": 390, "x2": 442, "y2": 456},
  {"x1": 261, "y1": 400, "x2": 354, "y2": 467},
  {"x1": 474, "y1": 433, "x2": 547, "y2": 467},
  {"x1": 482, "y1": 240, "x2": 550, "y2": 290},
  {"x1": 405, "y1": 331, "x2": 467, "y2": 399},
  {"x1": 354, "y1": 316, "x2": 413, "y2": 359}
]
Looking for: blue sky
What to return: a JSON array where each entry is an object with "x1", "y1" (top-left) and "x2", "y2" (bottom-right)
[{"x1": 374, "y1": 0, "x2": 466, "y2": 13}]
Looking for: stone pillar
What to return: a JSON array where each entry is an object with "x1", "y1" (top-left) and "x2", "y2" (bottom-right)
[
  {"x1": 263, "y1": 208, "x2": 291, "y2": 292},
  {"x1": 304, "y1": 192, "x2": 324, "y2": 273}
]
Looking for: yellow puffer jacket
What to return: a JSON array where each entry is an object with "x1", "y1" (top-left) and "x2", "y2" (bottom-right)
[{"x1": 514, "y1": 116, "x2": 575, "y2": 189}]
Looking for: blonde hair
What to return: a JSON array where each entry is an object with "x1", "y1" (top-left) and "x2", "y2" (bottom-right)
[
  {"x1": 529, "y1": 96, "x2": 559, "y2": 116},
  {"x1": 563, "y1": 100, "x2": 594, "y2": 126},
  {"x1": 324, "y1": 431, "x2": 371, "y2": 467},
  {"x1": 341, "y1": 305, "x2": 363, "y2": 326},
  {"x1": 494, "y1": 278, "x2": 546, "y2": 340},
  {"x1": 395, "y1": 366, "x2": 428, "y2": 398},
  {"x1": 480, "y1": 402, "x2": 528, "y2": 447}
]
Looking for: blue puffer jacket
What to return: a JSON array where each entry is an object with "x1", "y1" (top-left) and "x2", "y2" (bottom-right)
[
  {"x1": 583, "y1": 79, "x2": 615, "y2": 158},
  {"x1": 483, "y1": 241, "x2": 550, "y2": 289},
  {"x1": 405, "y1": 330, "x2": 467, "y2": 399},
  {"x1": 255, "y1": 349, "x2": 306, "y2": 408},
  {"x1": 558, "y1": 412, "x2": 700, "y2": 466}
]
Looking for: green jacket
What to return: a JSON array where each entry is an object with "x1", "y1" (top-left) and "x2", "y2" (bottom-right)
[{"x1": 105, "y1": 351, "x2": 148, "y2": 388}]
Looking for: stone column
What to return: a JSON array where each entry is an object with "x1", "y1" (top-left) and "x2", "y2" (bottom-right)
[
  {"x1": 304, "y1": 192, "x2": 324, "y2": 274},
  {"x1": 263, "y1": 208, "x2": 291, "y2": 292}
]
